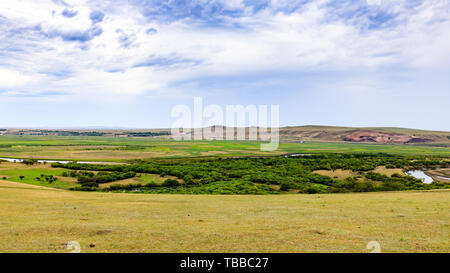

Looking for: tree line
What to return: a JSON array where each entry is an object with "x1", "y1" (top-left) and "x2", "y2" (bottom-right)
[{"x1": 51, "y1": 153, "x2": 450, "y2": 194}]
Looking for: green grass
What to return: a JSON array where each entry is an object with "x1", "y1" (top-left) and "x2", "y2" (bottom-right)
[
  {"x1": 280, "y1": 141, "x2": 450, "y2": 156},
  {"x1": 0, "y1": 166, "x2": 74, "y2": 189},
  {"x1": 1, "y1": 135, "x2": 450, "y2": 162},
  {"x1": 134, "y1": 173, "x2": 165, "y2": 184}
]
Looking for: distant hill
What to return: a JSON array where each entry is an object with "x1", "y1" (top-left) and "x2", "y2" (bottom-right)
[
  {"x1": 278, "y1": 125, "x2": 450, "y2": 144},
  {"x1": 2, "y1": 125, "x2": 449, "y2": 144},
  {"x1": 173, "y1": 125, "x2": 450, "y2": 144}
]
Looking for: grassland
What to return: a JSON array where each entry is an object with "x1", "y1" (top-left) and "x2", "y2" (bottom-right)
[
  {"x1": 0, "y1": 134, "x2": 449, "y2": 253},
  {"x1": 0, "y1": 162, "x2": 76, "y2": 189},
  {"x1": 1, "y1": 135, "x2": 450, "y2": 162},
  {"x1": 0, "y1": 162, "x2": 182, "y2": 190},
  {"x1": 314, "y1": 166, "x2": 404, "y2": 180},
  {"x1": 426, "y1": 168, "x2": 450, "y2": 183},
  {"x1": 98, "y1": 173, "x2": 183, "y2": 189},
  {"x1": 0, "y1": 180, "x2": 448, "y2": 253}
]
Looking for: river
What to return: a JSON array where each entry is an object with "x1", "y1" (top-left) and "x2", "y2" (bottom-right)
[
  {"x1": 405, "y1": 170, "x2": 434, "y2": 184},
  {"x1": 0, "y1": 157, "x2": 122, "y2": 165}
]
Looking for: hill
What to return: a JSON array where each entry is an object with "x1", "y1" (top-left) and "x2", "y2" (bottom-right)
[
  {"x1": 2, "y1": 125, "x2": 449, "y2": 144},
  {"x1": 191, "y1": 125, "x2": 450, "y2": 144},
  {"x1": 279, "y1": 125, "x2": 450, "y2": 144}
]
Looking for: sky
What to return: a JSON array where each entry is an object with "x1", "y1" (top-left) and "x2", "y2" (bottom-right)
[{"x1": 0, "y1": 0, "x2": 449, "y2": 130}]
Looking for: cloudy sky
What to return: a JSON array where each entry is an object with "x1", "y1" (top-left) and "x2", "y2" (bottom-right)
[{"x1": 0, "y1": 0, "x2": 449, "y2": 130}]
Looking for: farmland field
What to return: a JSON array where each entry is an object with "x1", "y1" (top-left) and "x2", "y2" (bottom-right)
[{"x1": 1, "y1": 135, "x2": 450, "y2": 162}]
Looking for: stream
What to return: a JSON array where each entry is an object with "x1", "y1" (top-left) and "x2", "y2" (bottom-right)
[
  {"x1": 405, "y1": 170, "x2": 434, "y2": 184},
  {"x1": 0, "y1": 157, "x2": 122, "y2": 165}
]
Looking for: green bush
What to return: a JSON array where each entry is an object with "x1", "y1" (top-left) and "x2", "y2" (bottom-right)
[
  {"x1": 280, "y1": 181, "x2": 293, "y2": 191},
  {"x1": 162, "y1": 179, "x2": 180, "y2": 187},
  {"x1": 51, "y1": 153, "x2": 449, "y2": 194},
  {"x1": 21, "y1": 159, "x2": 38, "y2": 165}
]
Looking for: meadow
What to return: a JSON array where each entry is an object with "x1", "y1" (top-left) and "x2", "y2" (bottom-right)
[
  {"x1": 1, "y1": 135, "x2": 449, "y2": 195},
  {"x1": 48, "y1": 154, "x2": 450, "y2": 194},
  {"x1": 1, "y1": 135, "x2": 450, "y2": 162},
  {"x1": 0, "y1": 135, "x2": 449, "y2": 253},
  {"x1": 0, "y1": 162, "x2": 177, "y2": 190},
  {"x1": 0, "y1": 181, "x2": 448, "y2": 252}
]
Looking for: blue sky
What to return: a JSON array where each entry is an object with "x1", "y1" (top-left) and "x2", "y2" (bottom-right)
[{"x1": 0, "y1": 0, "x2": 449, "y2": 130}]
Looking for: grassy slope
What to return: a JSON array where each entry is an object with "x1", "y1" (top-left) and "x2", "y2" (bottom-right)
[
  {"x1": 0, "y1": 163, "x2": 76, "y2": 189},
  {"x1": 0, "y1": 181, "x2": 448, "y2": 253},
  {"x1": 0, "y1": 162, "x2": 182, "y2": 190}
]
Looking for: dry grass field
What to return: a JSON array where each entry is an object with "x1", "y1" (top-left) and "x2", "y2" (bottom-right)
[
  {"x1": 426, "y1": 169, "x2": 450, "y2": 183},
  {"x1": 314, "y1": 166, "x2": 404, "y2": 180},
  {"x1": 0, "y1": 180, "x2": 448, "y2": 253}
]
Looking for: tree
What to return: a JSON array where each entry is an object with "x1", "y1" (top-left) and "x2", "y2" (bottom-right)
[
  {"x1": 162, "y1": 179, "x2": 179, "y2": 187},
  {"x1": 183, "y1": 174, "x2": 194, "y2": 184},
  {"x1": 280, "y1": 182, "x2": 292, "y2": 191},
  {"x1": 22, "y1": 159, "x2": 38, "y2": 165}
]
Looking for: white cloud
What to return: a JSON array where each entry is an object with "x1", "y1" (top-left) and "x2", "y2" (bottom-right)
[
  {"x1": 0, "y1": 0, "x2": 449, "y2": 99},
  {"x1": 0, "y1": 68, "x2": 42, "y2": 88}
]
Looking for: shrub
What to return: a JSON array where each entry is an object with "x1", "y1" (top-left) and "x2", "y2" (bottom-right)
[
  {"x1": 183, "y1": 174, "x2": 195, "y2": 184},
  {"x1": 280, "y1": 181, "x2": 293, "y2": 191},
  {"x1": 162, "y1": 179, "x2": 180, "y2": 187},
  {"x1": 305, "y1": 187, "x2": 320, "y2": 194},
  {"x1": 51, "y1": 153, "x2": 449, "y2": 194},
  {"x1": 79, "y1": 182, "x2": 98, "y2": 188},
  {"x1": 21, "y1": 159, "x2": 38, "y2": 165},
  {"x1": 38, "y1": 174, "x2": 57, "y2": 183}
]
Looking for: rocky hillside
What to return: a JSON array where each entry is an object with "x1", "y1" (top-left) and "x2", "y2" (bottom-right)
[
  {"x1": 279, "y1": 126, "x2": 450, "y2": 144},
  {"x1": 342, "y1": 130, "x2": 433, "y2": 143}
]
